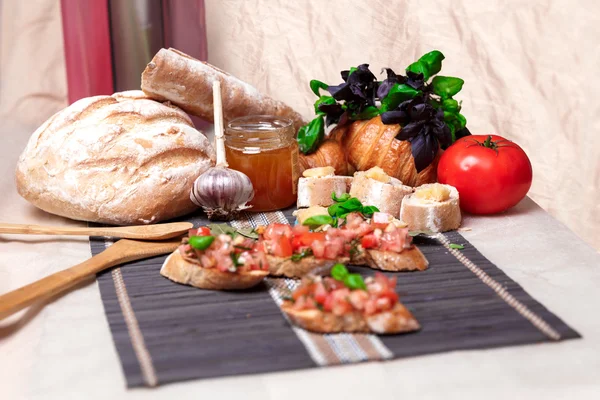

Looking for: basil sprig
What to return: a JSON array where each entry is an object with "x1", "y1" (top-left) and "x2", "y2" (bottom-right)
[
  {"x1": 298, "y1": 50, "x2": 470, "y2": 171},
  {"x1": 331, "y1": 263, "x2": 367, "y2": 291},
  {"x1": 188, "y1": 235, "x2": 215, "y2": 250},
  {"x1": 302, "y1": 215, "x2": 335, "y2": 229},
  {"x1": 328, "y1": 192, "x2": 379, "y2": 219}
]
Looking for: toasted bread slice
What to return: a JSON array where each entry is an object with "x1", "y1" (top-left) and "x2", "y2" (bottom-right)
[
  {"x1": 363, "y1": 248, "x2": 428, "y2": 271},
  {"x1": 281, "y1": 302, "x2": 420, "y2": 334},
  {"x1": 160, "y1": 250, "x2": 268, "y2": 290},
  {"x1": 400, "y1": 183, "x2": 461, "y2": 232},
  {"x1": 266, "y1": 255, "x2": 350, "y2": 278},
  {"x1": 349, "y1": 168, "x2": 413, "y2": 217}
]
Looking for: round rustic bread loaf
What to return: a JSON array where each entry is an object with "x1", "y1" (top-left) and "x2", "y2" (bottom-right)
[{"x1": 15, "y1": 90, "x2": 215, "y2": 225}]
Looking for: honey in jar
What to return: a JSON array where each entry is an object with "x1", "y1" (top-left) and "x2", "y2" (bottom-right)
[{"x1": 225, "y1": 116, "x2": 299, "y2": 212}]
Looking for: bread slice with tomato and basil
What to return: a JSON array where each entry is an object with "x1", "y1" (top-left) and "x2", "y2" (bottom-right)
[
  {"x1": 281, "y1": 266, "x2": 420, "y2": 334},
  {"x1": 160, "y1": 228, "x2": 268, "y2": 290},
  {"x1": 297, "y1": 167, "x2": 353, "y2": 208},
  {"x1": 400, "y1": 183, "x2": 461, "y2": 232},
  {"x1": 348, "y1": 167, "x2": 413, "y2": 218},
  {"x1": 257, "y1": 210, "x2": 428, "y2": 278}
]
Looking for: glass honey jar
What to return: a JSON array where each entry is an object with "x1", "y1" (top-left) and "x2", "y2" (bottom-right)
[{"x1": 225, "y1": 115, "x2": 299, "y2": 212}]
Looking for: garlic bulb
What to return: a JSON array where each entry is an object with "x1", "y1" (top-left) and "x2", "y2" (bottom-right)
[
  {"x1": 190, "y1": 167, "x2": 254, "y2": 220},
  {"x1": 189, "y1": 80, "x2": 255, "y2": 220}
]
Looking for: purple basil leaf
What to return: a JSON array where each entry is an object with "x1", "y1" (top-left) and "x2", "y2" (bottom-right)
[
  {"x1": 410, "y1": 132, "x2": 439, "y2": 172},
  {"x1": 381, "y1": 110, "x2": 407, "y2": 125},
  {"x1": 396, "y1": 121, "x2": 424, "y2": 140},
  {"x1": 328, "y1": 83, "x2": 351, "y2": 100}
]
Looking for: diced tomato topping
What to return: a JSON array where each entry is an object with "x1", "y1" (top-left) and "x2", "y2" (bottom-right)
[
  {"x1": 361, "y1": 233, "x2": 380, "y2": 249},
  {"x1": 313, "y1": 282, "x2": 328, "y2": 304},
  {"x1": 323, "y1": 238, "x2": 344, "y2": 259},
  {"x1": 292, "y1": 225, "x2": 310, "y2": 236},
  {"x1": 189, "y1": 226, "x2": 211, "y2": 237},
  {"x1": 310, "y1": 240, "x2": 326, "y2": 258},
  {"x1": 371, "y1": 212, "x2": 392, "y2": 228},
  {"x1": 345, "y1": 212, "x2": 364, "y2": 229},
  {"x1": 263, "y1": 224, "x2": 293, "y2": 240},
  {"x1": 272, "y1": 235, "x2": 293, "y2": 257},
  {"x1": 292, "y1": 285, "x2": 310, "y2": 300}
]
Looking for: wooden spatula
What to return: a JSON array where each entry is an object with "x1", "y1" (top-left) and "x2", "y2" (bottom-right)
[
  {"x1": 0, "y1": 221, "x2": 193, "y2": 240},
  {"x1": 0, "y1": 238, "x2": 180, "y2": 320}
]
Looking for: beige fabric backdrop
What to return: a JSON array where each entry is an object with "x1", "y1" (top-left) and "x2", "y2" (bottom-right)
[{"x1": 1, "y1": 0, "x2": 598, "y2": 250}]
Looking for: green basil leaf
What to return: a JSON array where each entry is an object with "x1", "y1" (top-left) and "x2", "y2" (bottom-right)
[
  {"x1": 348, "y1": 67, "x2": 358, "y2": 76},
  {"x1": 291, "y1": 249, "x2": 313, "y2": 262},
  {"x1": 331, "y1": 263, "x2": 349, "y2": 281},
  {"x1": 360, "y1": 205, "x2": 379, "y2": 218},
  {"x1": 230, "y1": 252, "x2": 241, "y2": 268},
  {"x1": 406, "y1": 60, "x2": 430, "y2": 81},
  {"x1": 297, "y1": 116, "x2": 325, "y2": 154},
  {"x1": 302, "y1": 215, "x2": 335, "y2": 228},
  {"x1": 418, "y1": 50, "x2": 445, "y2": 77},
  {"x1": 456, "y1": 112, "x2": 467, "y2": 129},
  {"x1": 188, "y1": 235, "x2": 215, "y2": 250},
  {"x1": 207, "y1": 224, "x2": 236, "y2": 236},
  {"x1": 314, "y1": 95, "x2": 336, "y2": 115},
  {"x1": 310, "y1": 80, "x2": 329, "y2": 97},
  {"x1": 332, "y1": 192, "x2": 351, "y2": 202},
  {"x1": 380, "y1": 83, "x2": 421, "y2": 112},
  {"x1": 429, "y1": 98, "x2": 443, "y2": 109},
  {"x1": 449, "y1": 243, "x2": 464, "y2": 250},
  {"x1": 351, "y1": 105, "x2": 380, "y2": 120},
  {"x1": 448, "y1": 122, "x2": 456, "y2": 143},
  {"x1": 431, "y1": 76, "x2": 464, "y2": 98},
  {"x1": 343, "y1": 273, "x2": 367, "y2": 291},
  {"x1": 442, "y1": 98, "x2": 460, "y2": 113},
  {"x1": 328, "y1": 203, "x2": 342, "y2": 217},
  {"x1": 236, "y1": 227, "x2": 258, "y2": 240}
]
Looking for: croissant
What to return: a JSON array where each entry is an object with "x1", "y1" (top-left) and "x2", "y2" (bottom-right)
[
  {"x1": 332, "y1": 116, "x2": 438, "y2": 187},
  {"x1": 299, "y1": 139, "x2": 350, "y2": 176}
]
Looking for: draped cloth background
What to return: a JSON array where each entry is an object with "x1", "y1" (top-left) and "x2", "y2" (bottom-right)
[{"x1": 0, "y1": 0, "x2": 598, "y2": 250}]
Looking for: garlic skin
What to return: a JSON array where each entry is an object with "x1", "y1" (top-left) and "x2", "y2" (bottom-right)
[{"x1": 190, "y1": 166, "x2": 254, "y2": 220}]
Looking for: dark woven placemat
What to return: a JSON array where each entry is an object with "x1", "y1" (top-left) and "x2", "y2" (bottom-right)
[{"x1": 92, "y1": 208, "x2": 579, "y2": 388}]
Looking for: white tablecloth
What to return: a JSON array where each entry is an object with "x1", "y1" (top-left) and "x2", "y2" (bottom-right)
[{"x1": 1, "y1": 119, "x2": 599, "y2": 399}]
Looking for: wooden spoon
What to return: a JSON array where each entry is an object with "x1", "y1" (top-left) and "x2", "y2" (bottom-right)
[
  {"x1": 0, "y1": 221, "x2": 193, "y2": 240},
  {"x1": 0, "y1": 238, "x2": 180, "y2": 320}
]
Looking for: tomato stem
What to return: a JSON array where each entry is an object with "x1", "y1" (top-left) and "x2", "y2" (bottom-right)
[{"x1": 482, "y1": 135, "x2": 497, "y2": 150}]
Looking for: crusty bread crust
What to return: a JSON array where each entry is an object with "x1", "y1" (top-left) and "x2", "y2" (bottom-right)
[
  {"x1": 296, "y1": 176, "x2": 353, "y2": 208},
  {"x1": 400, "y1": 184, "x2": 461, "y2": 232},
  {"x1": 160, "y1": 250, "x2": 268, "y2": 290},
  {"x1": 15, "y1": 91, "x2": 215, "y2": 225},
  {"x1": 141, "y1": 48, "x2": 306, "y2": 131},
  {"x1": 363, "y1": 247, "x2": 429, "y2": 271},
  {"x1": 349, "y1": 173, "x2": 413, "y2": 218},
  {"x1": 266, "y1": 255, "x2": 349, "y2": 278},
  {"x1": 281, "y1": 303, "x2": 420, "y2": 334}
]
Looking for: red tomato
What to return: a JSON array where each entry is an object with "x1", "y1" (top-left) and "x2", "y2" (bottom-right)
[
  {"x1": 273, "y1": 236, "x2": 293, "y2": 257},
  {"x1": 293, "y1": 232, "x2": 326, "y2": 248},
  {"x1": 361, "y1": 234, "x2": 379, "y2": 249},
  {"x1": 263, "y1": 224, "x2": 293, "y2": 240},
  {"x1": 437, "y1": 135, "x2": 533, "y2": 214},
  {"x1": 189, "y1": 227, "x2": 211, "y2": 236},
  {"x1": 313, "y1": 282, "x2": 328, "y2": 304}
]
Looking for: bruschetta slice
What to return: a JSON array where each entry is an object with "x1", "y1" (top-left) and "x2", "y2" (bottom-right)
[
  {"x1": 281, "y1": 266, "x2": 420, "y2": 334},
  {"x1": 160, "y1": 228, "x2": 269, "y2": 290},
  {"x1": 258, "y1": 211, "x2": 428, "y2": 278}
]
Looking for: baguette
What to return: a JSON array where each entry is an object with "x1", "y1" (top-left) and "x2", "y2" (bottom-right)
[
  {"x1": 355, "y1": 248, "x2": 429, "y2": 272},
  {"x1": 141, "y1": 48, "x2": 306, "y2": 131},
  {"x1": 297, "y1": 167, "x2": 353, "y2": 208},
  {"x1": 349, "y1": 167, "x2": 413, "y2": 218},
  {"x1": 281, "y1": 303, "x2": 419, "y2": 334},
  {"x1": 400, "y1": 183, "x2": 461, "y2": 232},
  {"x1": 161, "y1": 250, "x2": 268, "y2": 290}
]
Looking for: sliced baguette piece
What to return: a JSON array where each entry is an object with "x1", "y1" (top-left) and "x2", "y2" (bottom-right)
[
  {"x1": 281, "y1": 302, "x2": 420, "y2": 334},
  {"x1": 266, "y1": 255, "x2": 349, "y2": 278},
  {"x1": 160, "y1": 250, "x2": 268, "y2": 290},
  {"x1": 400, "y1": 183, "x2": 461, "y2": 232},
  {"x1": 297, "y1": 167, "x2": 353, "y2": 208},
  {"x1": 349, "y1": 167, "x2": 413, "y2": 217}
]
